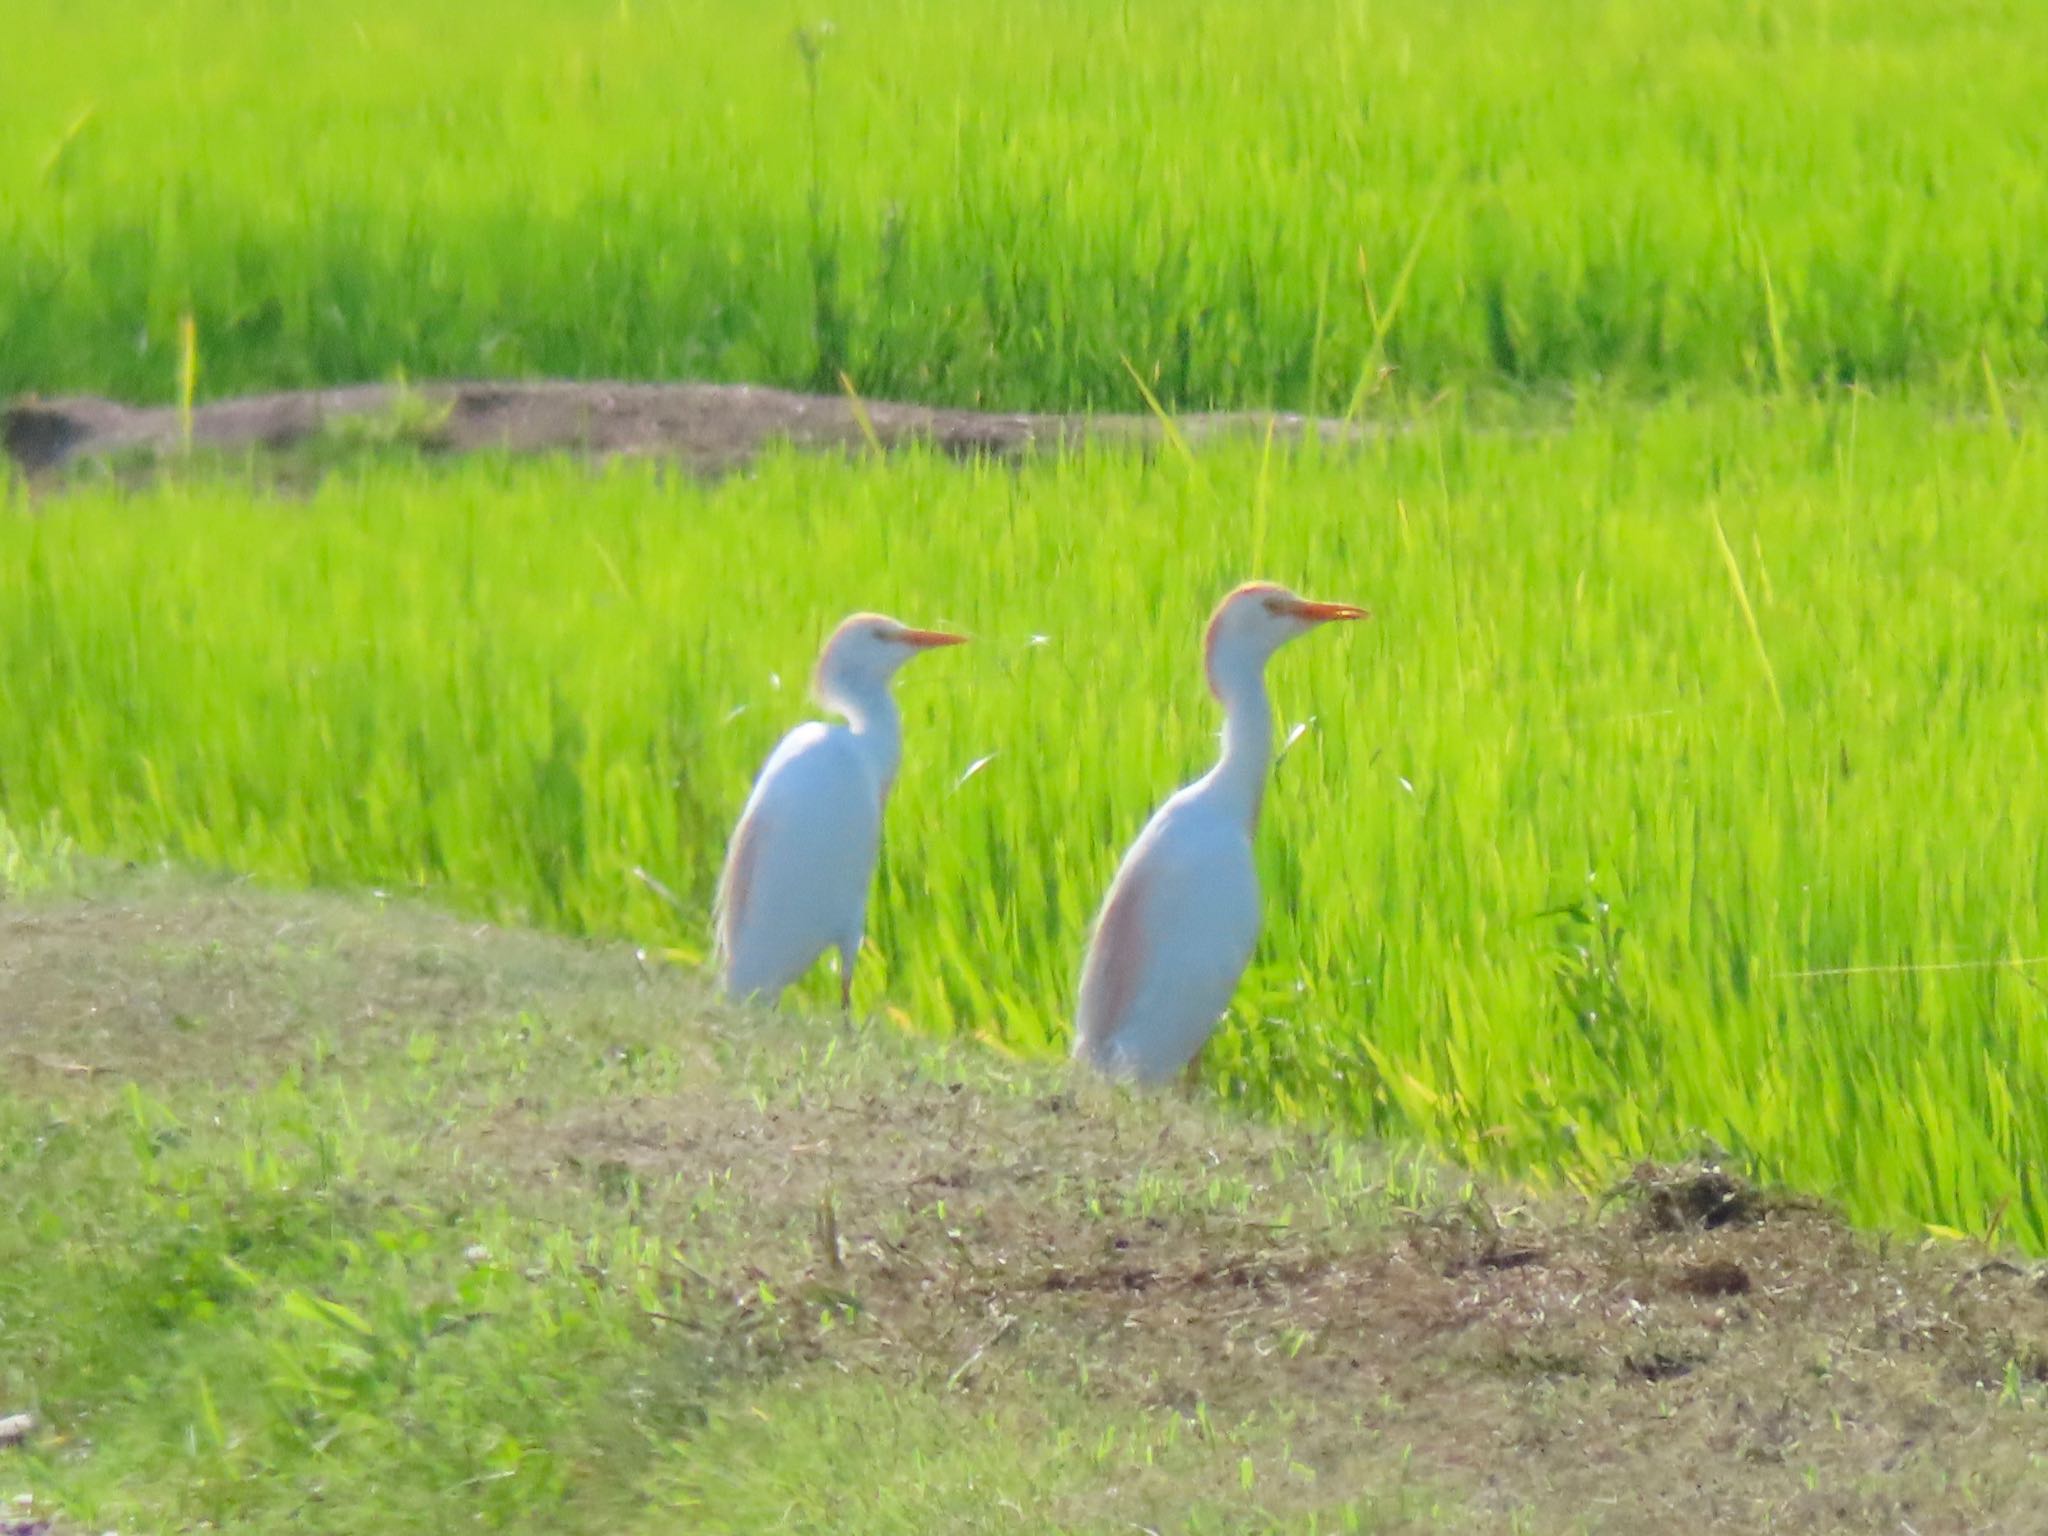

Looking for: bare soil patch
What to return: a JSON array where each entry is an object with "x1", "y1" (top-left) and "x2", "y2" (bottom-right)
[
  {"x1": 511, "y1": 1090, "x2": 2048, "y2": 1533},
  {"x1": 3, "y1": 381, "x2": 1365, "y2": 479},
  {"x1": 7, "y1": 874, "x2": 2048, "y2": 1532}
]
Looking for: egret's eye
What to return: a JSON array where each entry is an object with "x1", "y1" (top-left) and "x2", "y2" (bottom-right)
[{"x1": 1262, "y1": 596, "x2": 1284, "y2": 614}]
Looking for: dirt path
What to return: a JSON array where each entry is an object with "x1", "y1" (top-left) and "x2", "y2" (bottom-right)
[{"x1": 3, "y1": 381, "x2": 1367, "y2": 478}]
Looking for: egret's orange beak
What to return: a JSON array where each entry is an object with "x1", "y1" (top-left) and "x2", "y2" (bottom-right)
[
  {"x1": 1283, "y1": 599, "x2": 1370, "y2": 624},
  {"x1": 898, "y1": 627, "x2": 970, "y2": 649}
]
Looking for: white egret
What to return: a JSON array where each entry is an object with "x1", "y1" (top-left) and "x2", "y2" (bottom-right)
[
  {"x1": 1072, "y1": 582, "x2": 1366, "y2": 1083},
  {"x1": 715, "y1": 613, "x2": 967, "y2": 1008}
]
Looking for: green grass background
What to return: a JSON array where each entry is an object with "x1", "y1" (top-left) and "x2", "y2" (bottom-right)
[{"x1": 5, "y1": 0, "x2": 2048, "y2": 406}]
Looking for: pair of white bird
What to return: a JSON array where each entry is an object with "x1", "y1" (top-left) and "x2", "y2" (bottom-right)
[{"x1": 712, "y1": 582, "x2": 1367, "y2": 1085}]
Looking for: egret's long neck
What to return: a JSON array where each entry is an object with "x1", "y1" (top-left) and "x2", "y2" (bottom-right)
[
  {"x1": 829, "y1": 679, "x2": 903, "y2": 799},
  {"x1": 1201, "y1": 649, "x2": 1274, "y2": 831}
]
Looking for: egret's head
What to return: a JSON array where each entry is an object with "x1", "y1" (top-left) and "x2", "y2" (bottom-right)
[
  {"x1": 1202, "y1": 581, "x2": 1368, "y2": 698},
  {"x1": 814, "y1": 611, "x2": 968, "y2": 705}
]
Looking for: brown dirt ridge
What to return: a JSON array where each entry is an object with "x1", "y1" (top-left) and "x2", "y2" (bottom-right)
[{"x1": 3, "y1": 380, "x2": 1369, "y2": 478}]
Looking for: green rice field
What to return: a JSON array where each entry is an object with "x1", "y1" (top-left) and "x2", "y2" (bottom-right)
[
  {"x1": 4, "y1": 0, "x2": 2047, "y2": 1255},
  {"x1": 6, "y1": 395, "x2": 2046, "y2": 1246},
  {"x1": 5, "y1": 0, "x2": 2048, "y2": 406}
]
